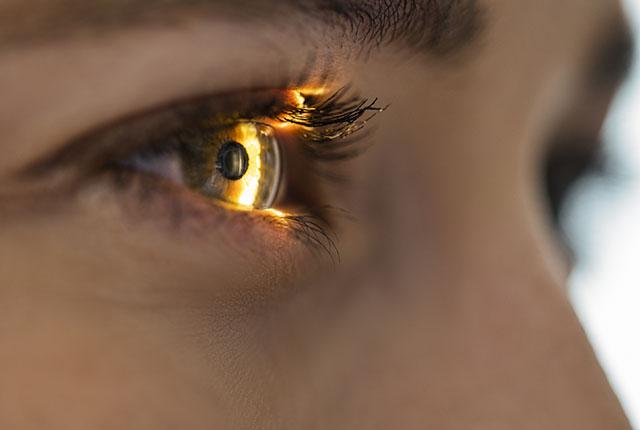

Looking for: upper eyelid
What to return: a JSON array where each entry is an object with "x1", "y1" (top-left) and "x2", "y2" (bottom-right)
[
  {"x1": 19, "y1": 88, "x2": 289, "y2": 181},
  {"x1": 20, "y1": 85, "x2": 385, "y2": 183}
]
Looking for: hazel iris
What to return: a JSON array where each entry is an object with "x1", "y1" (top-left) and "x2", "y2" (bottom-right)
[{"x1": 179, "y1": 122, "x2": 282, "y2": 210}]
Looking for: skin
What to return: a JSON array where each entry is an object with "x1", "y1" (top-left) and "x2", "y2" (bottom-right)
[{"x1": 0, "y1": 0, "x2": 633, "y2": 428}]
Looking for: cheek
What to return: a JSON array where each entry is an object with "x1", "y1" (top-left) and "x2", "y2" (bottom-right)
[
  {"x1": 0, "y1": 299, "x2": 235, "y2": 428},
  {"x1": 0, "y1": 177, "x2": 318, "y2": 311}
]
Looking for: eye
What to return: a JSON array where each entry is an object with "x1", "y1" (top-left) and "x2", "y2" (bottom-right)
[
  {"x1": 24, "y1": 87, "x2": 385, "y2": 232},
  {"x1": 126, "y1": 121, "x2": 282, "y2": 210}
]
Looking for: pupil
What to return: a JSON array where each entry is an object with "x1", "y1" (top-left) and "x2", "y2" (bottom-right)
[{"x1": 216, "y1": 141, "x2": 249, "y2": 181}]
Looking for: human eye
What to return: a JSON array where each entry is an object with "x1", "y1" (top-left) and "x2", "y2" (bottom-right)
[
  {"x1": 119, "y1": 120, "x2": 282, "y2": 211},
  {"x1": 20, "y1": 85, "x2": 383, "y2": 254}
]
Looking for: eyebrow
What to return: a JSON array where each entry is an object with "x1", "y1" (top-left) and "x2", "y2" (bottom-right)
[{"x1": 0, "y1": 0, "x2": 484, "y2": 57}]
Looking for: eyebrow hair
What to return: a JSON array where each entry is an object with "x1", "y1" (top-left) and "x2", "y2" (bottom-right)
[{"x1": 0, "y1": 0, "x2": 484, "y2": 57}]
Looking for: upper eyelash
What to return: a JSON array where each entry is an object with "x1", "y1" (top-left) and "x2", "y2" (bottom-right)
[
  {"x1": 128, "y1": 88, "x2": 385, "y2": 170},
  {"x1": 276, "y1": 87, "x2": 386, "y2": 144},
  {"x1": 272, "y1": 87, "x2": 387, "y2": 170},
  {"x1": 23, "y1": 87, "x2": 382, "y2": 178}
]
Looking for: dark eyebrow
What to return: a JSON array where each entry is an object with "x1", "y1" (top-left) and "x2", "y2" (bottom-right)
[{"x1": 0, "y1": 0, "x2": 484, "y2": 57}]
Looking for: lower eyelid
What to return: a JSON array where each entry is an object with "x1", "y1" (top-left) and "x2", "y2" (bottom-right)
[
  {"x1": 100, "y1": 167, "x2": 337, "y2": 259},
  {"x1": 106, "y1": 167, "x2": 266, "y2": 231}
]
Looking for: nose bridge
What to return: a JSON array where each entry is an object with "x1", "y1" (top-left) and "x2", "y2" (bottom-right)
[
  {"x1": 381, "y1": 196, "x2": 630, "y2": 426},
  {"x1": 338, "y1": 151, "x2": 631, "y2": 427},
  {"x1": 356, "y1": 145, "x2": 628, "y2": 427},
  {"x1": 325, "y1": 260, "x2": 632, "y2": 429}
]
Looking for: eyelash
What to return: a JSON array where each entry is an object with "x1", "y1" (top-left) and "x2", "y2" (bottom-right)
[
  {"x1": 59, "y1": 87, "x2": 382, "y2": 257},
  {"x1": 113, "y1": 88, "x2": 383, "y2": 182},
  {"x1": 111, "y1": 87, "x2": 384, "y2": 169},
  {"x1": 279, "y1": 88, "x2": 383, "y2": 143},
  {"x1": 278, "y1": 88, "x2": 385, "y2": 179}
]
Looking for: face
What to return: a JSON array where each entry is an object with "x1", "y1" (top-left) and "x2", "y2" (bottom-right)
[{"x1": 0, "y1": 0, "x2": 633, "y2": 428}]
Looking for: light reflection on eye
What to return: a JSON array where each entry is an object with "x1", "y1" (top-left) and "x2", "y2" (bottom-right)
[
  {"x1": 224, "y1": 123, "x2": 270, "y2": 208},
  {"x1": 198, "y1": 88, "x2": 329, "y2": 210},
  {"x1": 186, "y1": 88, "x2": 331, "y2": 211},
  {"x1": 177, "y1": 121, "x2": 282, "y2": 211},
  {"x1": 292, "y1": 87, "x2": 329, "y2": 108},
  {"x1": 292, "y1": 91, "x2": 307, "y2": 109},
  {"x1": 264, "y1": 208, "x2": 288, "y2": 218},
  {"x1": 275, "y1": 88, "x2": 327, "y2": 129},
  {"x1": 114, "y1": 86, "x2": 378, "y2": 221}
]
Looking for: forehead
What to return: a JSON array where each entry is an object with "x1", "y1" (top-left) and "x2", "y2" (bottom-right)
[{"x1": 0, "y1": 0, "x2": 622, "y2": 43}]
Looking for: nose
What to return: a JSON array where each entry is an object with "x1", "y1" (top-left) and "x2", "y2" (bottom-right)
[
  {"x1": 281, "y1": 238, "x2": 632, "y2": 428},
  {"x1": 286, "y1": 139, "x2": 632, "y2": 428}
]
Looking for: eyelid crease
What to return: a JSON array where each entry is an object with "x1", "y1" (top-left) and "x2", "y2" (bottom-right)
[
  {"x1": 20, "y1": 86, "x2": 384, "y2": 183},
  {"x1": 18, "y1": 89, "x2": 283, "y2": 182}
]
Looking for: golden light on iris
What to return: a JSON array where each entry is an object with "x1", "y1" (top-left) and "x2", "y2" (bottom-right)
[
  {"x1": 182, "y1": 122, "x2": 281, "y2": 210},
  {"x1": 225, "y1": 123, "x2": 263, "y2": 208},
  {"x1": 206, "y1": 89, "x2": 328, "y2": 212},
  {"x1": 182, "y1": 88, "x2": 332, "y2": 211}
]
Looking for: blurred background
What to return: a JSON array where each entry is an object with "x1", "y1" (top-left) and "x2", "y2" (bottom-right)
[{"x1": 568, "y1": 0, "x2": 640, "y2": 427}]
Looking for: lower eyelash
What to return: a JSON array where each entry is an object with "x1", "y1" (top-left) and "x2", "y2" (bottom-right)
[
  {"x1": 106, "y1": 167, "x2": 340, "y2": 261},
  {"x1": 267, "y1": 212, "x2": 340, "y2": 264}
]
